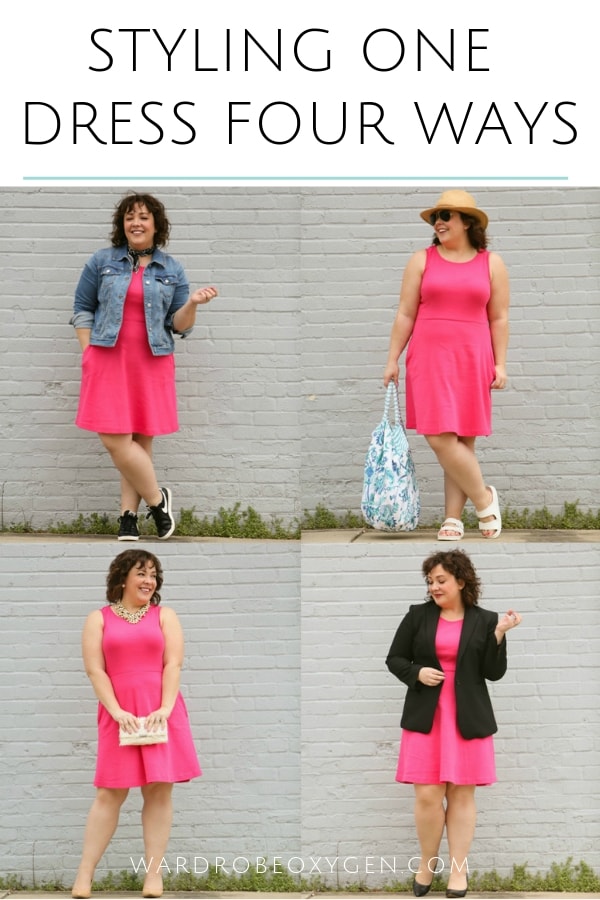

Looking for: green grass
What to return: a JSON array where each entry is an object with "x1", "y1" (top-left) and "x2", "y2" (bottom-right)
[
  {"x1": 1, "y1": 857, "x2": 599, "y2": 893},
  {"x1": 301, "y1": 504, "x2": 365, "y2": 531},
  {"x1": 460, "y1": 500, "x2": 600, "y2": 531},
  {"x1": 467, "y1": 858, "x2": 600, "y2": 893},
  {"x1": 176, "y1": 504, "x2": 299, "y2": 539},
  {"x1": 3, "y1": 504, "x2": 301, "y2": 540},
  {"x1": 2, "y1": 500, "x2": 599, "y2": 538}
]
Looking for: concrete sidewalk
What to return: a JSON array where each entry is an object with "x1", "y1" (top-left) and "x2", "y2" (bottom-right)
[
  {"x1": 3, "y1": 892, "x2": 599, "y2": 899},
  {"x1": 1, "y1": 530, "x2": 599, "y2": 546},
  {"x1": 301, "y1": 529, "x2": 600, "y2": 543}
]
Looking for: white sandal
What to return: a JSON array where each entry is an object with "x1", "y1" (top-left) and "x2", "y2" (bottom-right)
[
  {"x1": 476, "y1": 485, "x2": 502, "y2": 539},
  {"x1": 437, "y1": 518, "x2": 465, "y2": 541}
]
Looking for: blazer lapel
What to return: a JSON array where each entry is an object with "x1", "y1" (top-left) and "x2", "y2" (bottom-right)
[
  {"x1": 425, "y1": 601, "x2": 442, "y2": 661},
  {"x1": 456, "y1": 605, "x2": 477, "y2": 664}
]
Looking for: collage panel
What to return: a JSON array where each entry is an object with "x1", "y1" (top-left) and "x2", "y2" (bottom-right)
[
  {"x1": 0, "y1": 187, "x2": 301, "y2": 536},
  {"x1": 0, "y1": 540, "x2": 300, "y2": 887},
  {"x1": 300, "y1": 540, "x2": 600, "y2": 888},
  {"x1": 300, "y1": 187, "x2": 600, "y2": 532}
]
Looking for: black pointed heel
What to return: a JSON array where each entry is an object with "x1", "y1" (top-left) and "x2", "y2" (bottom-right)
[
  {"x1": 413, "y1": 878, "x2": 433, "y2": 897},
  {"x1": 446, "y1": 876, "x2": 468, "y2": 898}
]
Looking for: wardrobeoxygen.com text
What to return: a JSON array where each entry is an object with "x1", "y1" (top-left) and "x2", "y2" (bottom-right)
[{"x1": 130, "y1": 854, "x2": 469, "y2": 877}]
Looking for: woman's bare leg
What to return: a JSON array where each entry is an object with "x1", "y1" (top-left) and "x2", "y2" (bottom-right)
[
  {"x1": 438, "y1": 436, "x2": 474, "y2": 536},
  {"x1": 140, "y1": 782, "x2": 174, "y2": 897},
  {"x1": 72, "y1": 788, "x2": 129, "y2": 898},
  {"x1": 426, "y1": 433, "x2": 496, "y2": 537},
  {"x1": 413, "y1": 784, "x2": 447, "y2": 887},
  {"x1": 119, "y1": 434, "x2": 155, "y2": 513},
  {"x1": 99, "y1": 433, "x2": 162, "y2": 509},
  {"x1": 445, "y1": 784, "x2": 476, "y2": 892}
]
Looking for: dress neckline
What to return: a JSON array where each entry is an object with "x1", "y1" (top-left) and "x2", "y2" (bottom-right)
[{"x1": 433, "y1": 245, "x2": 480, "y2": 265}]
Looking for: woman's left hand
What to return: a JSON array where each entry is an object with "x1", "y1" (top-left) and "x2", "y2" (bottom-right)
[
  {"x1": 144, "y1": 707, "x2": 170, "y2": 732},
  {"x1": 189, "y1": 286, "x2": 218, "y2": 305},
  {"x1": 491, "y1": 364, "x2": 507, "y2": 390},
  {"x1": 497, "y1": 609, "x2": 522, "y2": 634}
]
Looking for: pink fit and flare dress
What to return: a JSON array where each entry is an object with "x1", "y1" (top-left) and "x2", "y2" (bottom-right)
[
  {"x1": 405, "y1": 245, "x2": 496, "y2": 437},
  {"x1": 75, "y1": 269, "x2": 178, "y2": 436},
  {"x1": 94, "y1": 604, "x2": 201, "y2": 788},
  {"x1": 395, "y1": 617, "x2": 496, "y2": 785}
]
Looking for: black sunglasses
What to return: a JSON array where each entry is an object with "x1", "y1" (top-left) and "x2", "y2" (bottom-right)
[{"x1": 428, "y1": 209, "x2": 454, "y2": 226}]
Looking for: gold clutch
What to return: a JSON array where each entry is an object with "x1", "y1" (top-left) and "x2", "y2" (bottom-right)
[{"x1": 119, "y1": 717, "x2": 168, "y2": 746}]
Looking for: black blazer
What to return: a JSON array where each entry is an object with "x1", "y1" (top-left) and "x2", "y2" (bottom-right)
[{"x1": 386, "y1": 601, "x2": 507, "y2": 739}]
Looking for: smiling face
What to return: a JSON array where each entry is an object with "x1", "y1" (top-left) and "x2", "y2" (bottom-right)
[
  {"x1": 121, "y1": 559, "x2": 158, "y2": 609},
  {"x1": 123, "y1": 202, "x2": 157, "y2": 250},
  {"x1": 426, "y1": 563, "x2": 465, "y2": 611}
]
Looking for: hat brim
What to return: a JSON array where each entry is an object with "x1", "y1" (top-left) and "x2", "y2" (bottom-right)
[{"x1": 420, "y1": 206, "x2": 489, "y2": 229}]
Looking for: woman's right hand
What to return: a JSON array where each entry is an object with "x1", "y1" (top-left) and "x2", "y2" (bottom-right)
[
  {"x1": 418, "y1": 667, "x2": 445, "y2": 687},
  {"x1": 383, "y1": 361, "x2": 399, "y2": 387},
  {"x1": 113, "y1": 710, "x2": 140, "y2": 733}
]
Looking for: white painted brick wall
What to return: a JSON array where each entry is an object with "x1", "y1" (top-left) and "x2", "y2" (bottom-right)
[
  {"x1": 1, "y1": 187, "x2": 598, "y2": 530},
  {"x1": 1, "y1": 538, "x2": 598, "y2": 886}
]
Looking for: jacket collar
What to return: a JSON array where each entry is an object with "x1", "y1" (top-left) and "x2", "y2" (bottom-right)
[{"x1": 112, "y1": 245, "x2": 167, "y2": 268}]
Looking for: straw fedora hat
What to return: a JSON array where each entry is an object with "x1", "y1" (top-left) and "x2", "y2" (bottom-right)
[{"x1": 420, "y1": 189, "x2": 489, "y2": 229}]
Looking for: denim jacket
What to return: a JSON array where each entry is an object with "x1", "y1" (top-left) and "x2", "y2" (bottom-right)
[{"x1": 70, "y1": 246, "x2": 191, "y2": 356}]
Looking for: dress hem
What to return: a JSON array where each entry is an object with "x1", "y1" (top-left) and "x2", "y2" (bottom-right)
[
  {"x1": 395, "y1": 777, "x2": 495, "y2": 786},
  {"x1": 407, "y1": 426, "x2": 491, "y2": 438},
  {"x1": 94, "y1": 773, "x2": 202, "y2": 788},
  {"x1": 75, "y1": 421, "x2": 179, "y2": 437}
]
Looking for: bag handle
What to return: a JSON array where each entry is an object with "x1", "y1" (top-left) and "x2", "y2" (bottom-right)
[{"x1": 383, "y1": 381, "x2": 402, "y2": 425}]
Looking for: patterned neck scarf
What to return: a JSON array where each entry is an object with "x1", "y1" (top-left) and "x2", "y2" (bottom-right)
[{"x1": 127, "y1": 245, "x2": 156, "y2": 272}]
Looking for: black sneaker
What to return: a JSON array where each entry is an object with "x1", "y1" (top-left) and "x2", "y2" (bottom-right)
[
  {"x1": 146, "y1": 487, "x2": 175, "y2": 540},
  {"x1": 118, "y1": 510, "x2": 139, "y2": 541}
]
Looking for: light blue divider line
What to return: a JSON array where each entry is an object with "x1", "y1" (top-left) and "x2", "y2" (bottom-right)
[{"x1": 22, "y1": 175, "x2": 569, "y2": 182}]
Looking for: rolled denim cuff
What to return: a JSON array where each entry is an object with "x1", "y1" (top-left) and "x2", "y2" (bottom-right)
[
  {"x1": 166, "y1": 313, "x2": 193, "y2": 339},
  {"x1": 173, "y1": 326, "x2": 193, "y2": 339},
  {"x1": 70, "y1": 310, "x2": 95, "y2": 329}
]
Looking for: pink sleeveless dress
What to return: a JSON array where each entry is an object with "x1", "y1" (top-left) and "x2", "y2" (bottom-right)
[
  {"x1": 395, "y1": 617, "x2": 496, "y2": 785},
  {"x1": 94, "y1": 605, "x2": 201, "y2": 788},
  {"x1": 76, "y1": 269, "x2": 178, "y2": 436},
  {"x1": 405, "y1": 246, "x2": 496, "y2": 436}
]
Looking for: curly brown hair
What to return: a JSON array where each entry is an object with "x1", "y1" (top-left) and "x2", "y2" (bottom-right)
[
  {"x1": 106, "y1": 549, "x2": 163, "y2": 605},
  {"x1": 421, "y1": 549, "x2": 482, "y2": 607},
  {"x1": 110, "y1": 192, "x2": 171, "y2": 248},
  {"x1": 432, "y1": 213, "x2": 488, "y2": 251}
]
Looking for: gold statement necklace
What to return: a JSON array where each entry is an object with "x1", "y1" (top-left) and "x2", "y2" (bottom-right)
[{"x1": 113, "y1": 601, "x2": 151, "y2": 624}]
